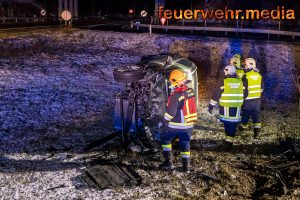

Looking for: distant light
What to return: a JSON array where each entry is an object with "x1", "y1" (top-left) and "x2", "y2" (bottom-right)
[
  {"x1": 160, "y1": 17, "x2": 166, "y2": 25},
  {"x1": 140, "y1": 10, "x2": 147, "y2": 17},
  {"x1": 40, "y1": 9, "x2": 46, "y2": 16},
  {"x1": 129, "y1": 9, "x2": 134, "y2": 14}
]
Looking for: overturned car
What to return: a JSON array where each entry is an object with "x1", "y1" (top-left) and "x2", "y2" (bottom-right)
[{"x1": 113, "y1": 54, "x2": 198, "y2": 147}]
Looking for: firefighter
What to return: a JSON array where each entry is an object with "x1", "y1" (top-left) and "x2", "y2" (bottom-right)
[
  {"x1": 230, "y1": 54, "x2": 245, "y2": 79},
  {"x1": 208, "y1": 65, "x2": 247, "y2": 150},
  {"x1": 239, "y1": 58, "x2": 264, "y2": 139},
  {"x1": 160, "y1": 69, "x2": 198, "y2": 172}
]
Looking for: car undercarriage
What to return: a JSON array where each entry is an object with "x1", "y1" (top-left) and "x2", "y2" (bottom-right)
[{"x1": 113, "y1": 54, "x2": 198, "y2": 149}]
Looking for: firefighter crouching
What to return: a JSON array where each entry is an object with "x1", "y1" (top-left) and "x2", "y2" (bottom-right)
[
  {"x1": 230, "y1": 54, "x2": 245, "y2": 79},
  {"x1": 208, "y1": 65, "x2": 247, "y2": 150},
  {"x1": 160, "y1": 69, "x2": 198, "y2": 172},
  {"x1": 239, "y1": 58, "x2": 264, "y2": 139}
]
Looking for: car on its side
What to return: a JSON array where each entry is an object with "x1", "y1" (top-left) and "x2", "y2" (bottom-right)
[{"x1": 113, "y1": 54, "x2": 198, "y2": 147}]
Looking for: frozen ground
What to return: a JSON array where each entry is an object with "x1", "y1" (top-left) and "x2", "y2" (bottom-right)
[{"x1": 0, "y1": 29, "x2": 299, "y2": 199}]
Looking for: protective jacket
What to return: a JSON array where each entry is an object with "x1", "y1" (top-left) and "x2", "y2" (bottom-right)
[
  {"x1": 243, "y1": 69, "x2": 264, "y2": 100},
  {"x1": 209, "y1": 75, "x2": 248, "y2": 122},
  {"x1": 164, "y1": 85, "x2": 197, "y2": 130}
]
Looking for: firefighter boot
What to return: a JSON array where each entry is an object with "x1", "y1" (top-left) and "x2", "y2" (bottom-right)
[
  {"x1": 159, "y1": 151, "x2": 174, "y2": 171},
  {"x1": 224, "y1": 135, "x2": 234, "y2": 151},
  {"x1": 182, "y1": 157, "x2": 190, "y2": 173},
  {"x1": 254, "y1": 128, "x2": 261, "y2": 139}
]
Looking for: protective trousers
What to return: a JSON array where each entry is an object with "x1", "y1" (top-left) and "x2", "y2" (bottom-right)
[
  {"x1": 241, "y1": 99, "x2": 261, "y2": 137},
  {"x1": 222, "y1": 121, "x2": 239, "y2": 143},
  {"x1": 161, "y1": 128, "x2": 192, "y2": 170}
]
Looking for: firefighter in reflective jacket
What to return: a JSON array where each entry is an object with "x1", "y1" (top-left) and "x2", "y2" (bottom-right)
[
  {"x1": 160, "y1": 69, "x2": 198, "y2": 172},
  {"x1": 208, "y1": 65, "x2": 247, "y2": 150},
  {"x1": 230, "y1": 54, "x2": 245, "y2": 79},
  {"x1": 239, "y1": 58, "x2": 264, "y2": 138}
]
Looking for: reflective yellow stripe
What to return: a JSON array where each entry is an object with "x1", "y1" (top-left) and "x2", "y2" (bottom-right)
[
  {"x1": 162, "y1": 144, "x2": 172, "y2": 148},
  {"x1": 168, "y1": 122, "x2": 194, "y2": 129},
  {"x1": 249, "y1": 90, "x2": 261, "y2": 94},
  {"x1": 162, "y1": 144, "x2": 172, "y2": 151},
  {"x1": 225, "y1": 136, "x2": 234, "y2": 142},
  {"x1": 168, "y1": 124, "x2": 193, "y2": 129},
  {"x1": 181, "y1": 152, "x2": 190, "y2": 155},
  {"x1": 254, "y1": 123, "x2": 261, "y2": 128},
  {"x1": 186, "y1": 117, "x2": 198, "y2": 122},
  {"x1": 221, "y1": 94, "x2": 244, "y2": 97},
  {"x1": 248, "y1": 85, "x2": 261, "y2": 88},
  {"x1": 185, "y1": 113, "x2": 197, "y2": 118},
  {"x1": 246, "y1": 97, "x2": 260, "y2": 100},
  {"x1": 181, "y1": 152, "x2": 191, "y2": 158},
  {"x1": 220, "y1": 100, "x2": 244, "y2": 103},
  {"x1": 186, "y1": 99, "x2": 190, "y2": 115},
  {"x1": 164, "y1": 113, "x2": 174, "y2": 121},
  {"x1": 178, "y1": 96, "x2": 185, "y2": 101},
  {"x1": 169, "y1": 122, "x2": 194, "y2": 126}
]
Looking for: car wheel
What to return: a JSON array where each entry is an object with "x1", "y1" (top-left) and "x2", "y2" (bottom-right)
[{"x1": 113, "y1": 65, "x2": 144, "y2": 83}]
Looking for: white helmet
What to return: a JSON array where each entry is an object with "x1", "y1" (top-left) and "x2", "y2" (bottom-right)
[
  {"x1": 224, "y1": 65, "x2": 236, "y2": 75},
  {"x1": 244, "y1": 58, "x2": 256, "y2": 69}
]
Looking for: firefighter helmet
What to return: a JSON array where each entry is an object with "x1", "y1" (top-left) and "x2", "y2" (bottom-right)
[
  {"x1": 244, "y1": 58, "x2": 256, "y2": 69},
  {"x1": 224, "y1": 65, "x2": 236, "y2": 76},
  {"x1": 230, "y1": 54, "x2": 241, "y2": 68},
  {"x1": 169, "y1": 69, "x2": 187, "y2": 86},
  {"x1": 233, "y1": 54, "x2": 241, "y2": 60}
]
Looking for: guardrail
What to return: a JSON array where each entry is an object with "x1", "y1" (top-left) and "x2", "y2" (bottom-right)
[
  {"x1": 132, "y1": 23, "x2": 300, "y2": 40},
  {"x1": 0, "y1": 16, "x2": 106, "y2": 25},
  {"x1": 0, "y1": 17, "x2": 59, "y2": 23}
]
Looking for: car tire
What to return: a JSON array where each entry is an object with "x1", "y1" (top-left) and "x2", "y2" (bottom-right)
[{"x1": 113, "y1": 65, "x2": 144, "y2": 83}]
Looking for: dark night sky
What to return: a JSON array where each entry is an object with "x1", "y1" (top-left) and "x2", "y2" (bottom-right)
[
  {"x1": 0, "y1": 0, "x2": 298, "y2": 17},
  {"x1": 53, "y1": 0, "x2": 299, "y2": 15}
]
